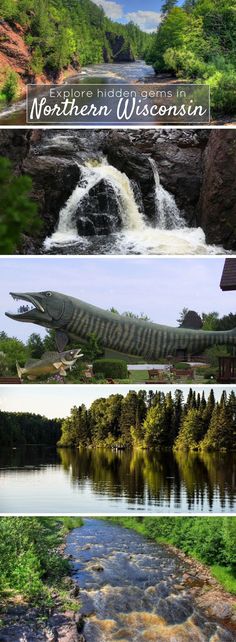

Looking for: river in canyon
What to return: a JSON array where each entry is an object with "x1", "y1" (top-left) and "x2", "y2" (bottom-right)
[
  {"x1": 0, "y1": 61, "x2": 156, "y2": 125},
  {"x1": 66, "y1": 518, "x2": 234, "y2": 642},
  {"x1": 0, "y1": 447, "x2": 235, "y2": 514},
  {"x1": 17, "y1": 128, "x2": 226, "y2": 255}
]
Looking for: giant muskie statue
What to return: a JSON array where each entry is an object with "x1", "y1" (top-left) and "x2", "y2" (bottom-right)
[{"x1": 5, "y1": 290, "x2": 236, "y2": 359}]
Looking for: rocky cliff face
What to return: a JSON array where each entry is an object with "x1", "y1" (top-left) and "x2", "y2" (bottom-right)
[
  {"x1": 198, "y1": 131, "x2": 236, "y2": 250},
  {"x1": 104, "y1": 33, "x2": 135, "y2": 63},
  {"x1": 105, "y1": 130, "x2": 209, "y2": 224},
  {"x1": 0, "y1": 20, "x2": 80, "y2": 95},
  {"x1": 0, "y1": 21, "x2": 30, "y2": 92}
]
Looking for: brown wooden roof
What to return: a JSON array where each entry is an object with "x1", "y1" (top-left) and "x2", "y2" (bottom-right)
[{"x1": 220, "y1": 259, "x2": 236, "y2": 291}]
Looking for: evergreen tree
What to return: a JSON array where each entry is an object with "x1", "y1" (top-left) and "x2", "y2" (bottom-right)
[
  {"x1": 161, "y1": 0, "x2": 178, "y2": 15},
  {"x1": 120, "y1": 391, "x2": 140, "y2": 447},
  {"x1": 200, "y1": 403, "x2": 234, "y2": 451},
  {"x1": 174, "y1": 408, "x2": 206, "y2": 450},
  {"x1": 142, "y1": 404, "x2": 168, "y2": 449}
]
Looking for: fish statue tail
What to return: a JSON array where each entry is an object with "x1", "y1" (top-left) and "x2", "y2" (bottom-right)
[{"x1": 16, "y1": 361, "x2": 24, "y2": 379}]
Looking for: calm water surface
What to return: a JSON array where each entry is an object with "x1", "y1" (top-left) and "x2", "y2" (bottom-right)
[
  {"x1": 65, "y1": 519, "x2": 234, "y2": 641},
  {"x1": 0, "y1": 447, "x2": 235, "y2": 513}
]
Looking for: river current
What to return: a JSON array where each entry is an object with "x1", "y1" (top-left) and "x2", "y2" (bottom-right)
[
  {"x1": 66, "y1": 519, "x2": 234, "y2": 642},
  {"x1": 0, "y1": 61, "x2": 155, "y2": 125}
]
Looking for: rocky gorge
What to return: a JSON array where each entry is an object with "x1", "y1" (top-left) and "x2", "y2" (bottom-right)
[{"x1": 0, "y1": 128, "x2": 236, "y2": 254}]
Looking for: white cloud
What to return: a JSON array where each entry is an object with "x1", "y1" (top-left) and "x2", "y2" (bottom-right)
[
  {"x1": 125, "y1": 10, "x2": 161, "y2": 32},
  {"x1": 92, "y1": 2, "x2": 161, "y2": 31},
  {"x1": 93, "y1": 0, "x2": 124, "y2": 20}
]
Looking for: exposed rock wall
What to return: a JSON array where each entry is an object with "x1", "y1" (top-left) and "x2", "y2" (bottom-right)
[
  {"x1": 0, "y1": 20, "x2": 80, "y2": 94},
  {"x1": 105, "y1": 32, "x2": 135, "y2": 62},
  {"x1": 0, "y1": 20, "x2": 30, "y2": 92},
  {"x1": 105, "y1": 130, "x2": 209, "y2": 223}
]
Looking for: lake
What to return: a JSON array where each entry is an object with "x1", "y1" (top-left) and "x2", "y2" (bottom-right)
[{"x1": 0, "y1": 447, "x2": 235, "y2": 514}]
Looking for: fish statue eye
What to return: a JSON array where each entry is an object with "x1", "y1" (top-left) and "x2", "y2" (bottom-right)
[{"x1": 45, "y1": 292, "x2": 52, "y2": 297}]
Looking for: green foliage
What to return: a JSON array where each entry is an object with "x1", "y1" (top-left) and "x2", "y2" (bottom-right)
[
  {"x1": 2, "y1": 70, "x2": 20, "y2": 103},
  {"x1": 93, "y1": 358, "x2": 128, "y2": 380},
  {"x1": 0, "y1": 518, "x2": 65, "y2": 600},
  {"x1": 30, "y1": 46, "x2": 44, "y2": 75},
  {"x1": 26, "y1": 333, "x2": 45, "y2": 358},
  {"x1": 0, "y1": 517, "x2": 82, "y2": 603},
  {"x1": 109, "y1": 516, "x2": 236, "y2": 593},
  {"x1": 202, "y1": 311, "x2": 219, "y2": 330},
  {"x1": 57, "y1": 387, "x2": 235, "y2": 452},
  {"x1": 1, "y1": 0, "x2": 151, "y2": 74},
  {"x1": 0, "y1": 157, "x2": 39, "y2": 254},
  {"x1": 0, "y1": 334, "x2": 28, "y2": 374},
  {"x1": 174, "y1": 362, "x2": 190, "y2": 369},
  {"x1": 0, "y1": 410, "x2": 61, "y2": 446},
  {"x1": 146, "y1": 0, "x2": 236, "y2": 115},
  {"x1": 174, "y1": 408, "x2": 206, "y2": 449}
]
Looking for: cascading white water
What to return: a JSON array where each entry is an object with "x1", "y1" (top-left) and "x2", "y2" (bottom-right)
[
  {"x1": 149, "y1": 157, "x2": 185, "y2": 230},
  {"x1": 44, "y1": 158, "x2": 146, "y2": 248},
  {"x1": 44, "y1": 155, "x2": 225, "y2": 255}
]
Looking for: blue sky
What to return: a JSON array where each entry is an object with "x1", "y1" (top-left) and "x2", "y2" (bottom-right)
[
  {"x1": 0, "y1": 385, "x2": 227, "y2": 418},
  {"x1": 93, "y1": 0, "x2": 183, "y2": 32},
  {"x1": 0, "y1": 257, "x2": 235, "y2": 342}
]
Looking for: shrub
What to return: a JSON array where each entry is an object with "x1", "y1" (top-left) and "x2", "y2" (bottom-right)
[
  {"x1": 173, "y1": 362, "x2": 190, "y2": 370},
  {"x1": 93, "y1": 359, "x2": 128, "y2": 379},
  {"x1": 203, "y1": 369, "x2": 217, "y2": 380},
  {"x1": 164, "y1": 47, "x2": 207, "y2": 78},
  {"x1": 0, "y1": 157, "x2": 39, "y2": 254},
  {"x1": 2, "y1": 70, "x2": 20, "y2": 103},
  {"x1": 207, "y1": 68, "x2": 236, "y2": 115}
]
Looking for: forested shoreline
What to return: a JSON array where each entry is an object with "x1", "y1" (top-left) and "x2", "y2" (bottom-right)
[
  {"x1": 147, "y1": 0, "x2": 236, "y2": 114},
  {"x1": 58, "y1": 389, "x2": 236, "y2": 451},
  {"x1": 1, "y1": 388, "x2": 235, "y2": 451},
  {"x1": 0, "y1": 410, "x2": 61, "y2": 446}
]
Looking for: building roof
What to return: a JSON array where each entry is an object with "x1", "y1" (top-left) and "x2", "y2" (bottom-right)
[{"x1": 220, "y1": 259, "x2": 236, "y2": 291}]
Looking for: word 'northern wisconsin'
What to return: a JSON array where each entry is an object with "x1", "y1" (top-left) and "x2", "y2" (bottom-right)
[{"x1": 27, "y1": 84, "x2": 209, "y2": 123}]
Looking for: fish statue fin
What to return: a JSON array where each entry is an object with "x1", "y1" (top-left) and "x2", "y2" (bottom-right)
[
  {"x1": 16, "y1": 361, "x2": 24, "y2": 378},
  {"x1": 56, "y1": 330, "x2": 69, "y2": 352},
  {"x1": 53, "y1": 362, "x2": 63, "y2": 370},
  {"x1": 59, "y1": 368, "x2": 67, "y2": 376}
]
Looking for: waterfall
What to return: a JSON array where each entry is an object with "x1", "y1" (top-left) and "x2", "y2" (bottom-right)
[
  {"x1": 149, "y1": 157, "x2": 185, "y2": 230},
  {"x1": 44, "y1": 158, "x2": 146, "y2": 248},
  {"x1": 44, "y1": 154, "x2": 224, "y2": 255}
]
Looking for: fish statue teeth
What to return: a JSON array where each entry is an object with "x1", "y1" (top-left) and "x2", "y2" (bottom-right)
[
  {"x1": 16, "y1": 348, "x2": 83, "y2": 380},
  {"x1": 6, "y1": 290, "x2": 236, "y2": 359}
]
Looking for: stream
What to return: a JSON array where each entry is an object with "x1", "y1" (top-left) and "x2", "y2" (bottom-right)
[
  {"x1": 66, "y1": 519, "x2": 234, "y2": 642},
  {"x1": 0, "y1": 61, "x2": 155, "y2": 126}
]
